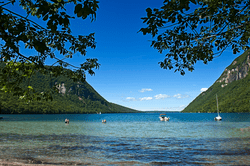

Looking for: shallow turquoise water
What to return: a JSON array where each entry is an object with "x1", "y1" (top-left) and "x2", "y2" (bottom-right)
[{"x1": 0, "y1": 113, "x2": 250, "y2": 165}]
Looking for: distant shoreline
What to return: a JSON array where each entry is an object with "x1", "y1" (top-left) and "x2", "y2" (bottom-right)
[
  {"x1": 2, "y1": 112, "x2": 250, "y2": 115},
  {"x1": 0, "y1": 112, "x2": 143, "y2": 115},
  {"x1": 142, "y1": 111, "x2": 181, "y2": 113}
]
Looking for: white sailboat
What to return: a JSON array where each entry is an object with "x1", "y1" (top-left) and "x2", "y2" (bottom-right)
[{"x1": 214, "y1": 94, "x2": 222, "y2": 121}]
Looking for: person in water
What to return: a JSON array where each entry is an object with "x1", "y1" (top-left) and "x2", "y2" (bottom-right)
[
  {"x1": 102, "y1": 119, "x2": 106, "y2": 123},
  {"x1": 65, "y1": 118, "x2": 69, "y2": 124}
]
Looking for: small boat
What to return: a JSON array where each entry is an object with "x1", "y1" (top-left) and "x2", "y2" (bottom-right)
[
  {"x1": 214, "y1": 94, "x2": 222, "y2": 121},
  {"x1": 159, "y1": 114, "x2": 170, "y2": 121}
]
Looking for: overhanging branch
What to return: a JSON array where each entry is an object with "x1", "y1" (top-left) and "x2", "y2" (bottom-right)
[{"x1": 1, "y1": 7, "x2": 46, "y2": 30}]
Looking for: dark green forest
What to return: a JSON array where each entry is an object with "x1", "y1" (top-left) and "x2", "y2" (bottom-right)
[
  {"x1": 182, "y1": 51, "x2": 250, "y2": 113},
  {"x1": 0, "y1": 64, "x2": 139, "y2": 114}
]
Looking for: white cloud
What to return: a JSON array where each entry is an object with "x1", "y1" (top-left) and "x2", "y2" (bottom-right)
[
  {"x1": 126, "y1": 97, "x2": 136, "y2": 101},
  {"x1": 173, "y1": 94, "x2": 182, "y2": 99},
  {"x1": 139, "y1": 97, "x2": 153, "y2": 101},
  {"x1": 139, "y1": 88, "x2": 153, "y2": 93},
  {"x1": 200, "y1": 88, "x2": 208, "y2": 93},
  {"x1": 173, "y1": 94, "x2": 190, "y2": 99},
  {"x1": 154, "y1": 94, "x2": 170, "y2": 100},
  {"x1": 142, "y1": 105, "x2": 187, "y2": 111},
  {"x1": 166, "y1": 105, "x2": 187, "y2": 111}
]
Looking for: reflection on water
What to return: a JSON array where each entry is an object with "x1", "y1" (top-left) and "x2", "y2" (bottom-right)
[{"x1": 0, "y1": 113, "x2": 249, "y2": 165}]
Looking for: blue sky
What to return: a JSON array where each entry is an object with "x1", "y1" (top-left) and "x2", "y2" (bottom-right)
[
  {"x1": 8, "y1": 0, "x2": 242, "y2": 111},
  {"x1": 68, "y1": 0, "x2": 241, "y2": 111}
]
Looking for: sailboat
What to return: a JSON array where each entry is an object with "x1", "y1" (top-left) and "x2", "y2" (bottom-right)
[{"x1": 214, "y1": 94, "x2": 222, "y2": 121}]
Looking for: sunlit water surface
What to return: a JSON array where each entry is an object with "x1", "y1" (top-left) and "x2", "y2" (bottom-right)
[{"x1": 0, "y1": 113, "x2": 249, "y2": 165}]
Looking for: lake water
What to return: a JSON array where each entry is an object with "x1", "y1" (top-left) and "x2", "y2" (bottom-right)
[{"x1": 0, "y1": 113, "x2": 249, "y2": 165}]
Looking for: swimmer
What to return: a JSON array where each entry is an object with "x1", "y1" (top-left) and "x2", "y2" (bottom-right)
[{"x1": 65, "y1": 118, "x2": 69, "y2": 124}]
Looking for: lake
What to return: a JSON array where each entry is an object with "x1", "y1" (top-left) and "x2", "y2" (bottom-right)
[{"x1": 0, "y1": 113, "x2": 249, "y2": 165}]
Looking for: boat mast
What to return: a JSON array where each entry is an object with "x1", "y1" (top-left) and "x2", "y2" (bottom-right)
[{"x1": 216, "y1": 94, "x2": 219, "y2": 116}]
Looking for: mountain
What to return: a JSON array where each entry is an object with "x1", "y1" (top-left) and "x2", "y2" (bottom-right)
[
  {"x1": 182, "y1": 50, "x2": 250, "y2": 113},
  {"x1": 0, "y1": 65, "x2": 139, "y2": 114}
]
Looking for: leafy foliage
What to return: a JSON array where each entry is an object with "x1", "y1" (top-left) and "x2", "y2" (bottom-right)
[
  {"x1": 0, "y1": 65, "x2": 139, "y2": 114},
  {"x1": 0, "y1": 0, "x2": 100, "y2": 100},
  {"x1": 140, "y1": 0, "x2": 250, "y2": 75},
  {"x1": 182, "y1": 51, "x2": 250, "y2": 113}
]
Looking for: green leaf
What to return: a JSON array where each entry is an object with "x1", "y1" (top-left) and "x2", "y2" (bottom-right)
[
  {"x1": 28, "y1": 86, "x2": 33, "y2": 90},
  {"x1": 74, "y1": 4, "x2": 82, "y2": 15}
]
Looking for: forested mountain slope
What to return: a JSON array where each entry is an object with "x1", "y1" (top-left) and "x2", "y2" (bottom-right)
[
  {"x1": 182, "y1": 50, "x2": 250, "y2": 113},
  {"x1": 0, "y1": 65, "x2": 139, "y2": 114}
]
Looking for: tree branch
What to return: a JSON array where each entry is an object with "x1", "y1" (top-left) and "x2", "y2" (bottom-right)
[
  {"x1": 195, "y1": 22, "x2": 248, "y2": 41},
  {"x1": 53, "y1": 56, "x2": 80, "y2": 69},
  {"x1": 0, "y1": 1, "x2": 12, "y2": 7},
  {"x1": 1, "y1": 7, "x2": 46, "y2": 30}
]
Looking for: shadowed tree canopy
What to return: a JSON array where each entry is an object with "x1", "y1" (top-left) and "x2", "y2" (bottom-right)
[
  {"x1": 0, "y1": 0, "x2": 100, "y2": 100},
  {"x1": 140, "y1": 0, "x2": 250, "y2": 75}
]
